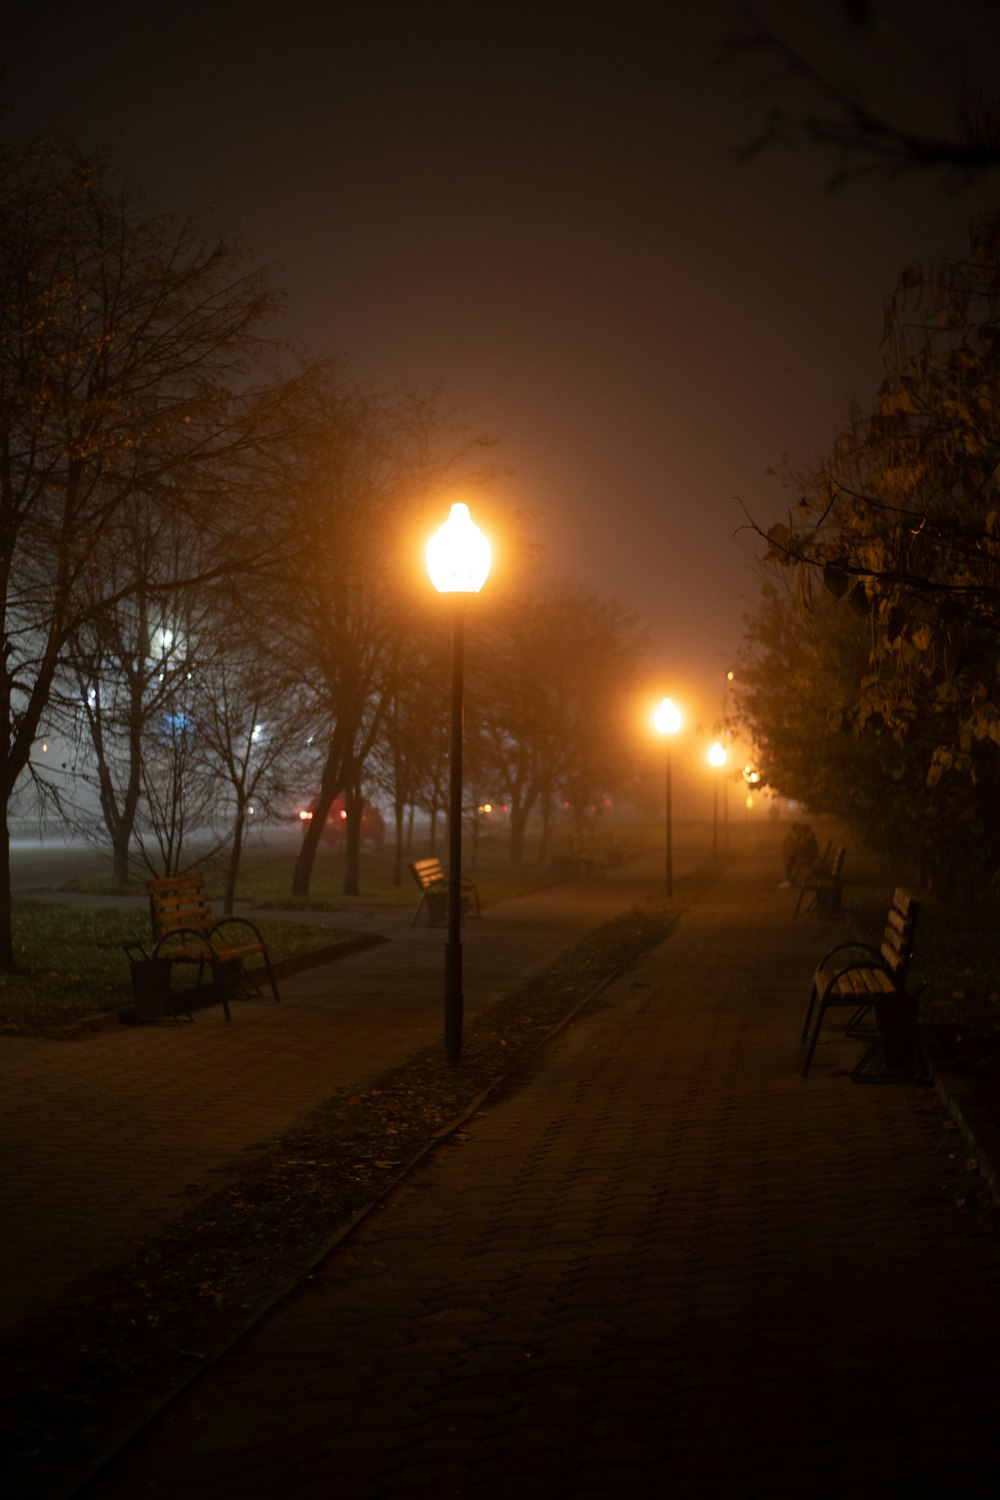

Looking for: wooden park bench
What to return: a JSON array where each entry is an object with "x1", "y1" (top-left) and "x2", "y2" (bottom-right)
[
  {"x1": 409, "y1": 857, "x2": 481, "y2": 928},
  {"x1": 799, "y1": 887, "x2": 924, "y2": 1080},
  {"x1": 128, "y1": 872, "x2": 281, "y2": 1023},
  {"x1": 794, "y1": 845, "x2": 846, "y2": 919}
]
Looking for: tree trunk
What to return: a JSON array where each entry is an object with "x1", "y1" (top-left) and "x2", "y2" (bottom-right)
[
  {"x1": 508, "y1": 802, "x2": 530, "y2": 866},
  {"x1": 292, "y1": 739, "x2": 344, "y2": 897},
  {"x1": 538, "y1": 791, "x2": 552, "y2": 866},
  {"x1": 393, "y1": 799, "x2": 405, "y2": 885},
  {"x1": 292, "y1": 811, "x2": 323, "y2": 897},
  {"x1": 0, "y1": 802, "x2": 13, "y2": 971},
  {"x1": 343, "y1": 782, "x2": 362, "y2": 896},
  {"x1": 111, "y1": 826, "x2": 132, "y2": 884},
  {"x1": 223, "y1": 799, "x2": 246, "y2": 915}
]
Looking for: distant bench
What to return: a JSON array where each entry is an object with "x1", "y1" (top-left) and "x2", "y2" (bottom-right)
[
  {"x1": 794, "y1": 846, "x2": 846, "y2": 919},
  {"x1": 800, "y1": 886, "x2": 924, "y2": 1080},
  {"x1": 409, "y1": 858, "x2": 481, "y2": 928}
]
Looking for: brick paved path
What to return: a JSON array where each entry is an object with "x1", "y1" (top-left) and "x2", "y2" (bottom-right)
[
  {"x1": 82, "y1": 852, "x2": 1000, "y2": 1498},
  {"x1": 0, "y1": 873, "x2": 636, "y2": 1335}
]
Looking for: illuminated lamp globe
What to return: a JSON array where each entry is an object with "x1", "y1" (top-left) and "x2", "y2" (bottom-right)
[
  {"x1": 707, "y1": 741, "x2": 727, "y2": 768},
  {"x1": 426, "y1": 503, "x2": 492, "y2": 594},
  {"x1": 653, "y1": 697, "x2": 682, "y2": 736}
]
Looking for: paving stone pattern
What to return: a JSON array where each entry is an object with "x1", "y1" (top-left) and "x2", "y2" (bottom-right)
[
  {"x1": 82, "y1": 857, "x2": 1000, "y2": 1498},
  {"x1": 0, "y1": 879, "x2": 617, "y2": 1335}
]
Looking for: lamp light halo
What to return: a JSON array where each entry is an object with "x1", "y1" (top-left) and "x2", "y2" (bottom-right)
[{"x1": 426, "y1": 501, "x2": 492, "y2": 594}]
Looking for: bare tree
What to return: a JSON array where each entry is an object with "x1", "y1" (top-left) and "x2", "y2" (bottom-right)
[
  {"x1": 473, "y1": 584, "x2": 648, "y2": 865},
  {"x1": 729, "y1": 3, "x2": 1000, "y2": 184},
  {"x1": 0, "y1": 131, "x2": 295, "y2": 966},
  {"x1": 191, "y1": 598, "x2": 310, "y2": 912},
  {"x1": 269, "y1": 375, "x2": 498, "y2": 899}
]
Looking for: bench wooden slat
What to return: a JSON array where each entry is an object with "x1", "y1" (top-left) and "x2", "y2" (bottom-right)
[{"x1": 409, "y1": 859, "x2": 481, "y2": 927}]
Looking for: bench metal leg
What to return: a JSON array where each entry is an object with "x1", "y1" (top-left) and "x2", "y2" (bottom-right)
[
  {"x1": 800, "y1": 1005, "x2": 826, "y2": 1076},
  {"x1": 800, "y1": 979, "x2": 821, "y2": 1045},
  {"x1": 851, "y1": 990, "x2": 928, "y2": 1083}
]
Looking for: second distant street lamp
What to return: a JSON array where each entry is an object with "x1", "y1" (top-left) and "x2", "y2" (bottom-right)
[
  {"x1": 708, "y1": 740, "x2": 727, "y2": 859},
  {"x1": 653, "y1": 697, "x2": 681, "y2": 896},
  {"x1": 426, "y1": 501, "x2": 492, "y2": 1064}
]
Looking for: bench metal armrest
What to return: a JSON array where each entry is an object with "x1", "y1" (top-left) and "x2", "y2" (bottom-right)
[
  {"x1": 210, "y1": 915, "x2": 267, "y2": 949},
  {"x1": 815, "y1": 938, "x2": 880, "y2": 973}
]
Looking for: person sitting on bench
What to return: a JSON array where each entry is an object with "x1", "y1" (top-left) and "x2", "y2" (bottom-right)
[{"x1": 780, "y1": 823, "x2": 818, "y2": 888}]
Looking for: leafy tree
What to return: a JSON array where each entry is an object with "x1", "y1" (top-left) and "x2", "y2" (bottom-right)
[{"x1": 742, "y1": 210, "x2": 1000, "y2": 894}]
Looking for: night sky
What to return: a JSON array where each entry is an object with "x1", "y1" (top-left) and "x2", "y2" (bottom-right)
[{"x1": 5, "y1": 0, "x2": 1000, "y2": 737}]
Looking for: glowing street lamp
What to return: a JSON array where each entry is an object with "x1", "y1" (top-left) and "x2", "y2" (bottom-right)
[
  {"x1": 653, "y1": 697, "x2": 681, "y2": 896},
  {"x1": 707, "y1": 739, "x2": 727, "y2": 859},
  {"x1": 426, "y1": 502, "x2": 492, "y2": 1063}
]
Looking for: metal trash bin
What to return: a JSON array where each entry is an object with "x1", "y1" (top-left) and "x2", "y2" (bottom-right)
[{"x1": 122, "y1": 943, "x2": 193, "y2": 1024}]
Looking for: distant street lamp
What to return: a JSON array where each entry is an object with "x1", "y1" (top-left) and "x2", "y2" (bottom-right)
[
  {"x1": 653, "y1": 697, "x2": 681, "y2": 896},
  {"x1": 707, "y1": 740, "x2": 727, "y2": 859},
  {"x1": 426, "y1": 501, "x2": 492, "y2": 1063}
]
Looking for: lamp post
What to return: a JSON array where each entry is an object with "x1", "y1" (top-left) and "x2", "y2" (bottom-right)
[
  {"x1": 707, "y1": 740, "x2": 727, "y2": 859},
  {"x1": 426, "y1": 501, "x2": 492, "y2": 1063},
  {"x1": 653, "y1": 697, "x2": 681, "y2": 896}
]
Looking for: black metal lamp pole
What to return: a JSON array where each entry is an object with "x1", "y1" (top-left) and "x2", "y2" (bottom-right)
[
  {"x1": 653, "y1": 698, "x2": 680, "y2": 898},
  {"x1": 708, "y1": 741, "x2": 726, "y2": 862},
  {"x1": 426, "y1": 500, "x2": 491, "y2": 1066},
  {"x1": 445, "y1": 598, "x2": 465, "y2": 1064},
  {"x1": 712, "y1": 774, "x2": 719, "y2": 860},
  {"x1": 665, "y1": 741, "x2": 673, "y2": 897}
]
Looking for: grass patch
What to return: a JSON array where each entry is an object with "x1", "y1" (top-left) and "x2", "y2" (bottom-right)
[
  {"x1": 62, "y1": 842, "x2": 565, "y2": 910},
  {"x1": 4, "y1": 834, "x2": 623, "y2": 1036},
  {"x1": 216, "y1": 847, "x2": 558, "y2": 910},
  {"x1": 0, "y1": 902, "x2": 360, "y2": 1037}
]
